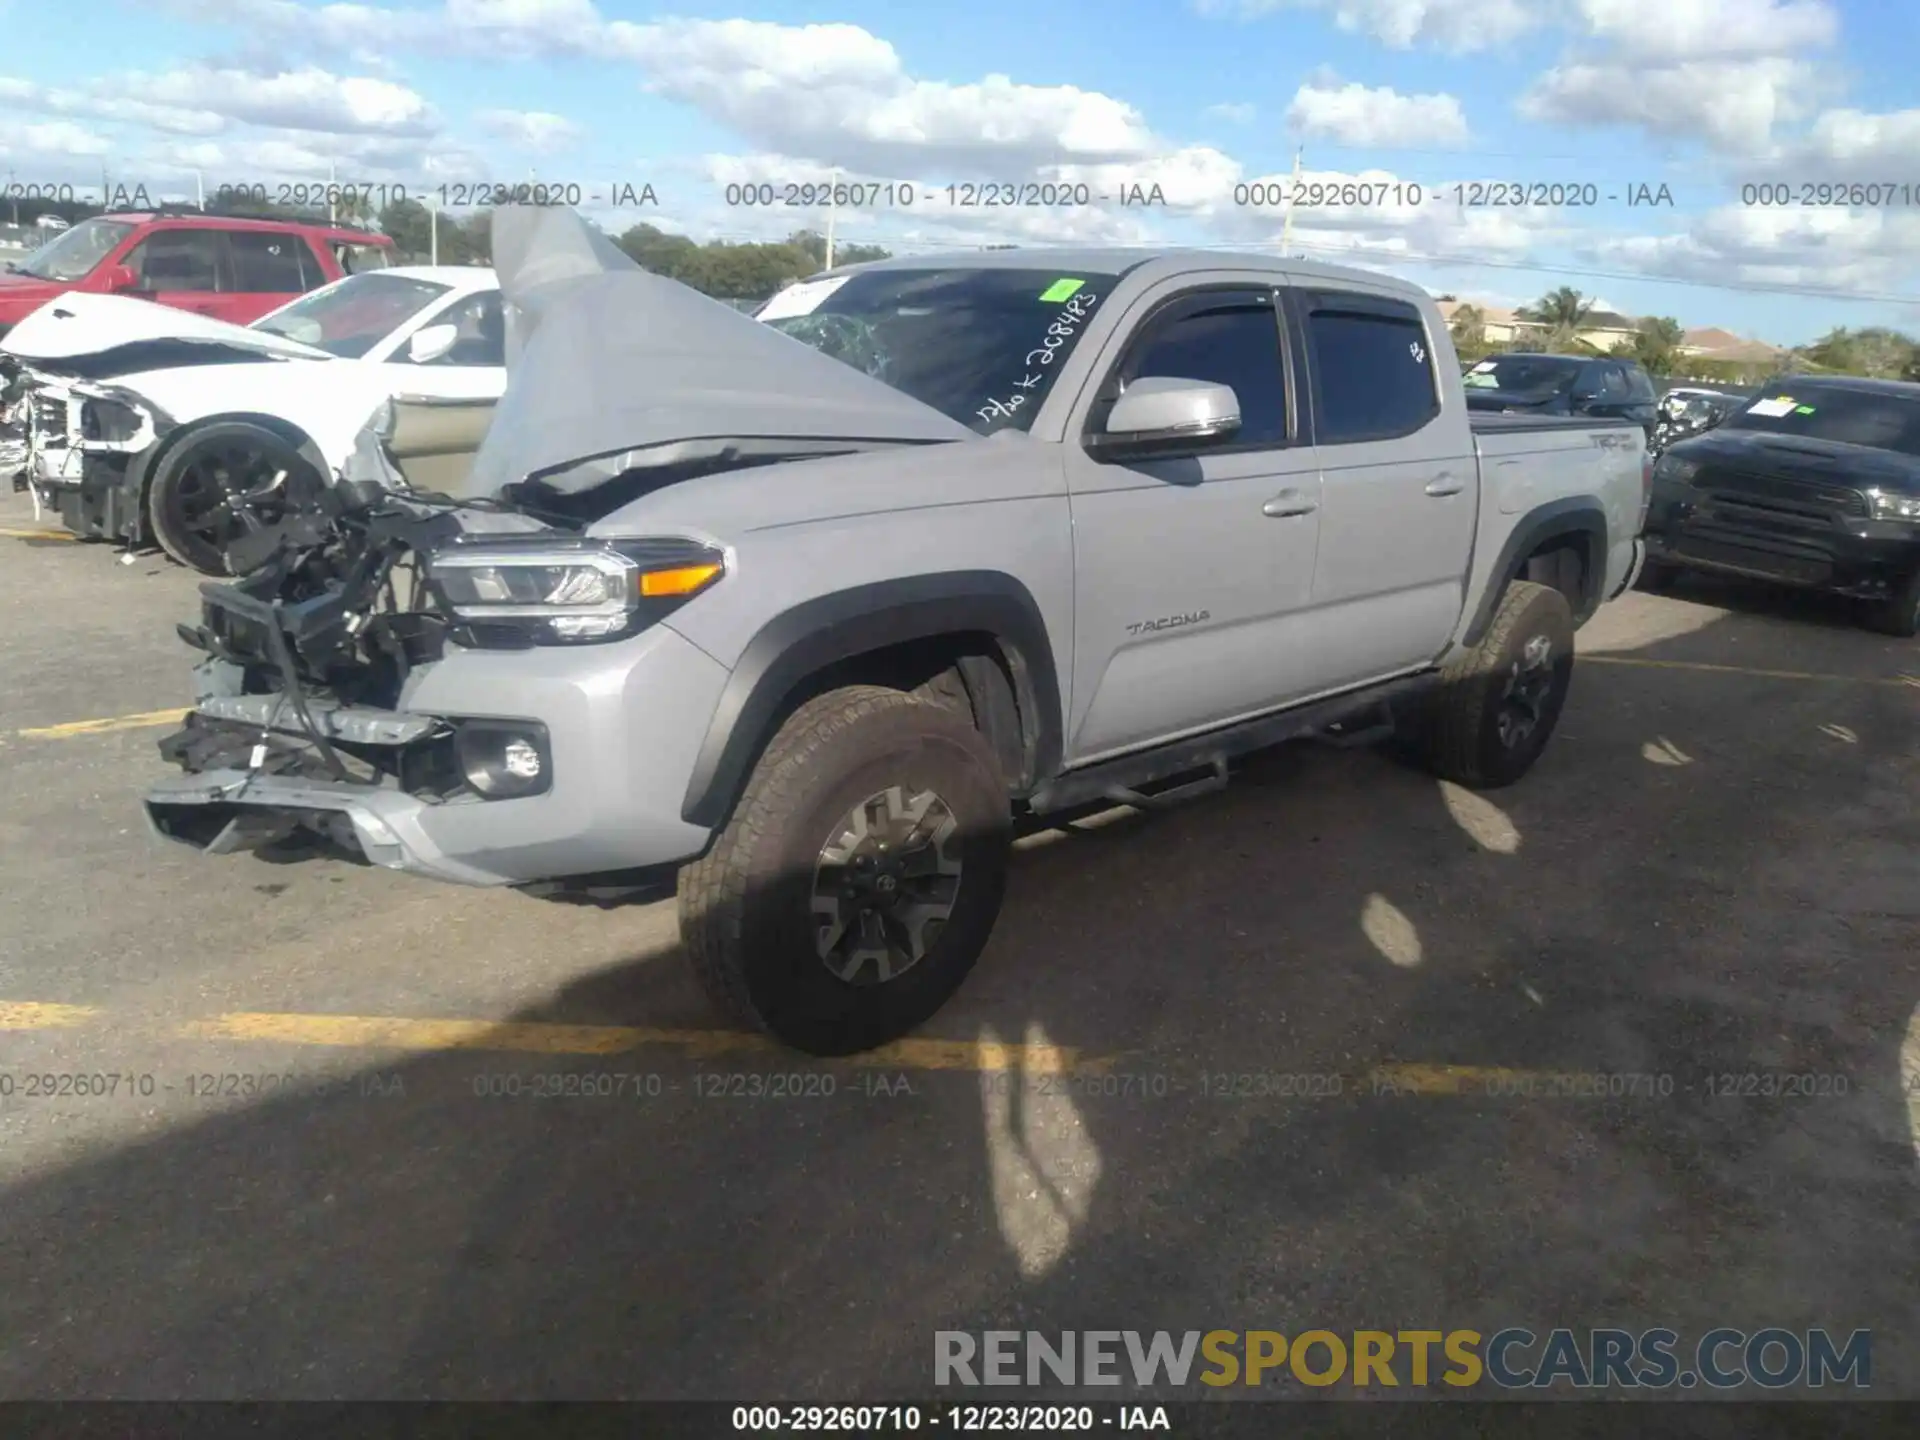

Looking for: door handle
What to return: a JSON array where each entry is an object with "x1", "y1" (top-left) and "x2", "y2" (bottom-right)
[
  {"x1": 1425, "y1": 473, "x2": 1465, "y2": 497},
  {"x1": 1262, "y1": 490, "x2": 1317, "y2": 518}
]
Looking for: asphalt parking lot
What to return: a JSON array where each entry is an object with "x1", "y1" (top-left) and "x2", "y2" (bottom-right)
[{"x1": 2, "y1": 488, "x2": 1917, "y2": 1403}]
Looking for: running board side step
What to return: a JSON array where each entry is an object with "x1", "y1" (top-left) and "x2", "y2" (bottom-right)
[{"x1": 1025, "y1": 673, "x2": 1432, "y2": 817}]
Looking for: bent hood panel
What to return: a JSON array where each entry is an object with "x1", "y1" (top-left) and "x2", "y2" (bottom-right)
[
  {"x1": 455, "y1": 205, "x2": 971, "y2": 500},
  {"x1": 0, "y1": 292, "x2": 332, "y2": 367}
]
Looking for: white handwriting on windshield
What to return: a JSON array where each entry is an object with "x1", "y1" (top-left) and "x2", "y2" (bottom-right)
[{"x1": 975, "y1": 292, "x2": 1099, "y2": 427}]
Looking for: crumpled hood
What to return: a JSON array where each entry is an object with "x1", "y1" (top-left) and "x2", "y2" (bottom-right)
[
  {"x1": 452, "y1": 204, "x2": 971, "y2": 501},
  {"x1": 0, "y1": 292, "x2": 333, "y2": 367}
]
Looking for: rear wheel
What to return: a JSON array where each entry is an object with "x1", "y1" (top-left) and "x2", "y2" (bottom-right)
[
  {"x1": 1412, "y1": 580, "x2": 1575, "y2": 790},
  {"x1": 678, "y1": 684, "x2": 1011, "y2": 1056},
  {"x1": 147, "y1": 421, "x2": 315, "y2": 575}
]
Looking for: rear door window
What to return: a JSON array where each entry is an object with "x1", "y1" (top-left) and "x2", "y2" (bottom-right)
[
  {"x1": 228, "y1": 232, "x2": 308, "y2": 293},
  {"x1": 1303, "y1": 293, "x2": 1439, "y2": 443}
]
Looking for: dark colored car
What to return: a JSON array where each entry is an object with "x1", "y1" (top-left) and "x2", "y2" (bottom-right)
[
  {"x1": 1462, "y1": 353, "x2": 1659, "y2": 441},
  {"x1": 0, "y1": 210, "x2": 395, "y2": 336},
  {"x1": 1640, "y1": 376, "x2": 1920, "y2": 634}
]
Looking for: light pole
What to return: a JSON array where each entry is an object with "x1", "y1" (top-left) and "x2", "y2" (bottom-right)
[{"x1": 824, "y1": 165, "x2": 839, "y2": 270}]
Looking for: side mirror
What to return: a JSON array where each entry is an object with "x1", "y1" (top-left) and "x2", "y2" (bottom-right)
[
  {"x1": 406, "y1": 323, "x2": 459, "y2": 365},
  {"x1": 1089, "y1": 377, "x2": 1241, "y2": 457},
  {"x1": 99, "y1": 265, "x2": 139, "y2": 294}
]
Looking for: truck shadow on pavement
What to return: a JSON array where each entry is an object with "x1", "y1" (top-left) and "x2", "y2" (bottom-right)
[{"x1": 1, "y1": 610, "x2": 1917, "y2": 1404}]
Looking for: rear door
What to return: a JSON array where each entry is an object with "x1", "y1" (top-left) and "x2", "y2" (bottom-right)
[
  {"x1": 1060, "y1": 279, "x2": 1324, "y2": 761},
  {"x1": 224, "y1": 230, "x2": 322, "y2": 323},
  {"x1": 121, "y1": 228, "x2": 229, "y2": 317},
  {"x1": 1291, "y1": 286, "x2": 1477, "y2": 688}
]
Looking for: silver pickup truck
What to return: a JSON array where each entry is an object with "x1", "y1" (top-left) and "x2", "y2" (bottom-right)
[{"x1": 146, "y1": 206, "x2": 1648, "y2": 1055}]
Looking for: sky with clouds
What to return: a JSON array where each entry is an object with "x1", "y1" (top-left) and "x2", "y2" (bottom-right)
[{"x1": 1, "y1": 0, "x2": 1917, "y2": 344}]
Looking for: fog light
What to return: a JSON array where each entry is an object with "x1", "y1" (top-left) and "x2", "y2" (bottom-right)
[{"x1": 454, "y1": 721, "x2": 552, "y2": 799}]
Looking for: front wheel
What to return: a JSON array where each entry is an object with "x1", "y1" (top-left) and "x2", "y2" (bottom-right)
[
  {"x1": 1865, "y1": 568, "x2": 1920, "y2": 638},
  {"x1": 146, "y1": 421, "x2": 316, "y2": 575},
  {"x1": 1412, "y1": 580, "x2": 1576, "y2": 790},
  {"x1": 678, "y1": 684, "x2": 1012, "y2": 1056}
]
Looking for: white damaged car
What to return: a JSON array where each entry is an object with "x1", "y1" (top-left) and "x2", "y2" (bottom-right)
[{"x1": 2, "y1": 266, "x2": 505, "y2": 573}]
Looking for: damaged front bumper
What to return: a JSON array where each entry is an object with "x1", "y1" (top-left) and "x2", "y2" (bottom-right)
[{"x1": 15, "y1": 378, "x2": 170, "y2": 541}]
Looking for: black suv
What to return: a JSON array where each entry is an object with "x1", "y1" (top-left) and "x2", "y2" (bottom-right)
[
  {"x1": 1640, "y1": 376, "x2": 1920, "y2": 635},
  {"x1": 1462, "y1": 353, "x2": 1660, "y2": 440}
]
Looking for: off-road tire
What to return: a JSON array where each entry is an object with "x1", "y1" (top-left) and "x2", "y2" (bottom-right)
[
  {"x1": 1415, "y1": 579, "x2": 1576, "y2": 790},
  {"x1": 1865, "y1": 568, "x2": 1920, "y2": 638},
  {"x1": 147, "y1": 421, "x2": 312, "y2": 576},
  {"x1": 678, "y1": 684, "x2": 1011, "y2": 1056},
  {"x1": 1636, "y1": 556, "x2": 1681, "y2": 593}
]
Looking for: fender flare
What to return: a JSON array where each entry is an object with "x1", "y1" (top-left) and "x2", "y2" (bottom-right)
[
  {"x1": 1461, "y1": 496, "x2": 1609, "y2": 648},
  {"x1": 679, "y1": 571, "x2": 1065, "y2": 830}
]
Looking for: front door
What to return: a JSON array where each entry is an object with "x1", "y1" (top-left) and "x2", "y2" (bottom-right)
[
  {"x1": 372, "y1": 290, "x2": 509, "y2": 401},
  {"x1": 1060, "y1": 281, "x2": 1323, "y2": 762},
  {"x1": 122, "y1": 229, "x2": 228, "y2": 317}
]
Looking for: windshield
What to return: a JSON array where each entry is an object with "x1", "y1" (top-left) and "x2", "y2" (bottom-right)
[
  {"x1": 1462, "y1": 355, "x2": 1584, "y2": 396},
  {"x1": 760, "y1": 267, "x2": 1117, "y2": 434},
  {"x1": 251, "y1": 272, "x2": 450, "y2": 358},
  {"x1": 14, "y1": 218, "x2": 134, "y2": 282},
  {"x1": 1721, "y1": 385, "x2": 1920, "y2": 458}
]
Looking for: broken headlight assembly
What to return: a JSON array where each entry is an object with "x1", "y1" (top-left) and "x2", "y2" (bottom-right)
[
  {"x1": 425, "y1": 536, "x2": 727, "y2": 645},
  {"x1": 78, "y1": 394, "x2": 152, "y2": 448}
]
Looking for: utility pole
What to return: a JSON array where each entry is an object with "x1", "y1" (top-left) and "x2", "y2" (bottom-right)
[
  {"x1": 328, "y1": 159, "x2": 337, "y2": 223},
  {"x1": 194, "y1": 170, "x2": 204, "y2": 211},
  {"x1": 1279, "y1": 146, "x2": 1303, "y2": 257},
  {"x1": 824, "y1": 165, "x2": 838, "y2": 271},
  {"x1": 428, "y1": 196, "x2": 439, "y2": 265},
  {"x1": 7, "y1": 170, "x2": 16, "y2": 225}
]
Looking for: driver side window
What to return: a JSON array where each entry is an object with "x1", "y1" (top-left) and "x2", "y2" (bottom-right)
[
  {"x1": 414, "y1": 292, "x2": 504, "y2": 367},
  {"x1": 1097, "y1": 289, "x2": 1290, "y2": 447}
]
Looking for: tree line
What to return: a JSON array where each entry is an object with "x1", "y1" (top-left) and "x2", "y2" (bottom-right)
[{"x1": 1444, "y1": 285, "x2": 1920, "y2": 384}]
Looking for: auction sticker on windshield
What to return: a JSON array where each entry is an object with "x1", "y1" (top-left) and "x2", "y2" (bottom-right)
[
  {"x1": 1745, "y1": 396, "x2": 1798, "y2": 417},
  {"x1": 757, "y1": 276, "x2": 852, "y2": 322},
  {"x1": 1038, "y1": 278, "x2": 1085, "y2": 303}
]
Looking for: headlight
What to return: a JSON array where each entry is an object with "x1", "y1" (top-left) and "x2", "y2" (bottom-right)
[
  {"x1": 1652, "y1": 453, "x2": 1700, "y2": 486},
  {"x1": 79, "y1": 395, "x2": 149, "y2": 446},
  {"x1": 426, "y1": 536, "x2": 726, "y2": 644},
  {"x1": 1866, "y1": 490, "x2": 1920, "y2": 522}
]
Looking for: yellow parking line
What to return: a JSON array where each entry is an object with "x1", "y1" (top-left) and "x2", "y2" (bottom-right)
[
  {"x1": 180, "y1": 1011, "x2": 1090, "y2": 1073},
  {"x1": 0, "y1": 1000, "x2": 103, "y2": 1030},
  {"x1": 17, "y1": 707, "x2": 190, "y2": 740},
  {"x1": 1583, "y1": 654, "x2": 1920, "y2": 687},
  {"x1": 0, "y1": 526, "x2": 76, "y2": 541}
]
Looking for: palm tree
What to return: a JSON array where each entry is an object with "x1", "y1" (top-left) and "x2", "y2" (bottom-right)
[{"x1": 1518, "y1": 286, "x2": 1596, "y2": 354}]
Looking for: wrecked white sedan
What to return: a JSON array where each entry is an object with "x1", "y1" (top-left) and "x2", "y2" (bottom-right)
[{"x1": 1, "y1": 266, "x2": 505, "y2": 574}]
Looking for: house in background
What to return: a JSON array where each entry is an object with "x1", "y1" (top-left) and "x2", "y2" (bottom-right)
[
  {"x1": 1437, "y1": 298, "x2": 1640, "y2": 354},
  {"x1": 1679, "y1": 327, "x2": 1785, "y2": 367}
]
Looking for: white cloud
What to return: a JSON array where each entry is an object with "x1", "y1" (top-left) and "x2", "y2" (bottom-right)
[
  {"x1": 1285, "y1": 77, "x2": 1469, "y2": 147},
  {"x1": 0, "y1": 120, "x2": 114, "y2": 158},
  {"x1": 129, "y1": 66, "x2": 437, "y2": 136},
  {"x1": 1206, "y1": 103, "x2": 1256, "y2": 124},
  {"x1": 1751, "y1": 107, "x2": 1920, "y2": 183},
  {"x1": 1519, "y1": 58, "x2": 1819, "y2": 151},
  {"x1": 612, "y1": 20, "x2": 1156, "y2": 175},
  {"x1": 1192, "y1": 0, "x2": 1546, "y2": 52},
  {"x1": 1595, "y1": 204, "x2": 1920, "y2": 295},
  {"x1": 1577, "y1": 0, "x2": 1839, "y2": 61},
  {"x1": 0, "y1": 77, "x2": 224, "y2": 136},
  {"x1": 476, "y1": 109, "x2": 583, "y2": 152}
]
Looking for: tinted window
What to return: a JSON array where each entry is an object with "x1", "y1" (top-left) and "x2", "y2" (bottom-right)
[
  {"x1": 1307, "y1": 302, "x2": 1439, "y2": 443},
  {"x1": 1113, "y1": 292, "x2": 1288, "y2": 446},
  {"x1": 1623, "y1": 365, "x2": 1657, "y2": 402},
  {"x1": 417, "y1": 291, "x2": 504, "y2": 366},
  {"x1": 1720, "y1": 385, "x2": 1920, "y2": 458},
  {"x1": 760, "y1": 268, "x2": 1118, "y2": 435},
  {"x1": 1598, "y1": 365, "x2": 1631, "y2": 400},
  {"x1": 127, "y1": 231, "x2": 223, "y2": 292},
  {"x1": 229, "y1": 232, "x2": 308, "y2": 292}
]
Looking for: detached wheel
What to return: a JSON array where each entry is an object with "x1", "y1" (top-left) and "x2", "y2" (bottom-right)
[
  {"x1": 1415, "y1": 580, "x2": 1575, "y2": 790},
  {"x1": 1865, "y1": 568, "x2": 1920, "y2": 638},
  {"x1": 678, "y1": 684, "x2": 1011, "y2": 1056},
  {"x1": 147, "y1": 421, "x2": 315, "y2": 575}
]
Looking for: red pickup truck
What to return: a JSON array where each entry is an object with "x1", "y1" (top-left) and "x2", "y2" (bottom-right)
[{"x1": 0, "y1": 210, "x2": 395, "y2": 336}]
